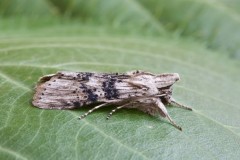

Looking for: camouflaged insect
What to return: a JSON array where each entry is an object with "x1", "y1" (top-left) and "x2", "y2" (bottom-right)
[{"x1": 32, "y1": 70, "x2": 192, "y2": 130}]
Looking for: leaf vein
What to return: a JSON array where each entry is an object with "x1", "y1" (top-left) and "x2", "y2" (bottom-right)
[
  {"x1": 69, "y1": 111, "x2": 149, "y2": 160},
  {"x1": 0, "y1": 146, "x2": 28, "y2": 160},
  {"x1": 0, "y1": 70, "x2": 30, "y2": 91}
]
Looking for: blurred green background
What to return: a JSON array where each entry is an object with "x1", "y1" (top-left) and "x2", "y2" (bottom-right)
[{"x1": 0, "y1": 0, "x2": 240, "y2": 160}]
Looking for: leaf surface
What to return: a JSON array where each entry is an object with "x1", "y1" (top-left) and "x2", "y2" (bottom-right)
[{"x1": 0, "y1": 0, "x2": 240, "y2": 160}]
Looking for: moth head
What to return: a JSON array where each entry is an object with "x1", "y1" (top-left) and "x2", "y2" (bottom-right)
[{"x1": 154, "y1": 73, "x2": 180, "y2": 88}]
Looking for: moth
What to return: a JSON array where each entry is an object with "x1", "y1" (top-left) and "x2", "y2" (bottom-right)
[{"x1": 32, "y1": 70, "x2": 192, "y2": 131}]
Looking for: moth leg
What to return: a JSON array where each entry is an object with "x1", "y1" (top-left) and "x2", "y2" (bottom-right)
[
  {"x1": 106, "y1": 103, "x2": 132, "y2": 120},
  {"x1": 79, "y1": 103, "x2": 109, "y2": 120},
  {"x1": 155, "y1": 98, "x2": 182, "y2": 131},
  {"x1": 168, "y1": 97, "x2": 192, "y2": 111}
]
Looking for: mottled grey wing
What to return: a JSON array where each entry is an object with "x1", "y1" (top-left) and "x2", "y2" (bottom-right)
[
  {"x1": 32, "y1": 71, "x2": 133, "y2": 109},
  {"x1": 32, "y1": 72, "x2": 101, "y2": 109}
]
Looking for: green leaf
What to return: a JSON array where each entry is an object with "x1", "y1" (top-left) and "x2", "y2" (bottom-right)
[
  {"x1": 1, "y1": 26, "x2": 240, "y2": 159},
  {"x1": 0, "y1": 1, "x2": 240, "y2": 159}
]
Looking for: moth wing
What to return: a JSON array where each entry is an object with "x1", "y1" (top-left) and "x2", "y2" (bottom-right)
[
  {"x1": 32, "y1": 71, "x2": 153, "y2": 110},
  {"x1": 32, "y1": 72, "x2": 104, "y2": 109}
]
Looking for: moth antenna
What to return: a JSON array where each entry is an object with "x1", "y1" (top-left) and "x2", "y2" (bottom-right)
[
  {"x1": 169, "y1": 98, "x2": 192, "y2": 111},
  {"x1": 79, "y1": 103, "x2": 109, "y2": 120},
  {"x1": 106, "y1": 103, "x2": 131, "y2": 120}
]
